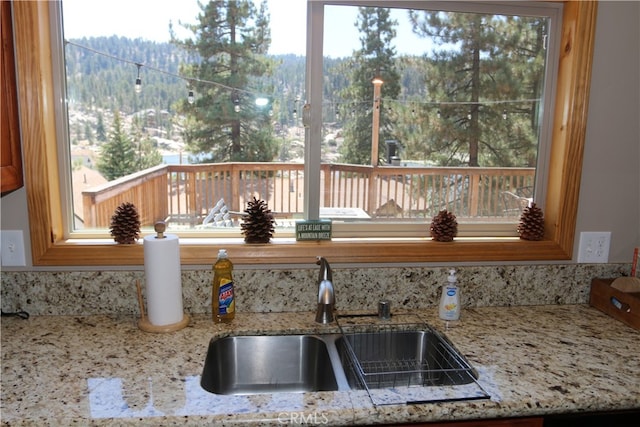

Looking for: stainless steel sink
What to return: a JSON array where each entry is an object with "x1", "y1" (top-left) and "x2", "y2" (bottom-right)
[
  {"x1": 200, "y1": 334, "x2": 340, "y2": 394},
  {"x1": 335, "y1": 329, "x2": 478, "y2": 390},
  {"x1": 200, "y1": 326, "x2": 488, "y2": 404}
]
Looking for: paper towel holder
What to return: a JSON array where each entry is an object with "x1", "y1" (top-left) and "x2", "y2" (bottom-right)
[
  {"x1": 136, "y1": 279, "x2": 190, "y2": 333},
  {"x1": 137, "y1": 222, "x2": 190, "y2": 333}
]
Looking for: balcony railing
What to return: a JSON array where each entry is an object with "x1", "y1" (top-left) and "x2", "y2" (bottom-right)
[{"x1": 81, "y1": 163, "x2": 535, "y2": 229}]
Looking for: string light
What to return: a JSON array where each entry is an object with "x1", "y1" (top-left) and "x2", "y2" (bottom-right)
[
  {"x1": 323, "y1": 98, "x2": 534, "y2": 124},
  {"x1": 67, "y1": 40, "x2": 539, "y2": 119},
  {"x1": 66, "y1": 40, "x2": 272, "y2": 107},
  {"x1": 293, "y1": 94, "x2": 300, "y2": 119},
  {"x1": 135, "y1": 63, "x2": 142, "y2": 94},
  {"x1": 322, "y1": 98, "x2": 540, "y2": 110},
  {"x1": 254, "y1": 96, "x2": 273, "y2": 116}
]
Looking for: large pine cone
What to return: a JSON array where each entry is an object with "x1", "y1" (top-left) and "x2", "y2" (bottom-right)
[
  {"x1": 241, "y1": 197, "x2": 275, "y2": 243},
  {"x1": 517, "y1": 203, "x2": 544, "y2": 241},
  {"x1": 430, "y1": 209, "x2": 458, "y2": 242},
  {"x1": 110, "y1": 202, "x2": 141, "y2": 244}
]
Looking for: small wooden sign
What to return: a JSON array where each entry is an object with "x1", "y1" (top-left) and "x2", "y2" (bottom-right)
[{"x1": 295, "y1": 220, "x2": 332, "y2": 241}]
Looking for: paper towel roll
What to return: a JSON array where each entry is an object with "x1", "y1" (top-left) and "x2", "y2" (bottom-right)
[{"x1": 143, "y1": 233, "x2": 184, "y2": 326}]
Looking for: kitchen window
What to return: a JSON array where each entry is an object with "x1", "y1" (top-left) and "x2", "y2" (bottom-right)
[
  {"x1": 308, "y1": 1, "x2": 561, "y2": 239},
  {"x1": 60, "y1": 0, "x2": 559, "y2": 239},
  {"x1": 12, "y1": 1, "x2": 597, "y2": 265}
]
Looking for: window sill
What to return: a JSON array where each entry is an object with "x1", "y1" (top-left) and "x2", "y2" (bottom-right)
[{"x1": 38, "y1": 237, "x2": 570, "y2": 266}]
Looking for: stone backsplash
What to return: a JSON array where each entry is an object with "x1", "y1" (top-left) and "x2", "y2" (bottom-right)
[{"x1": 0, "y1": 263, "x2": 629, "y2": 316}]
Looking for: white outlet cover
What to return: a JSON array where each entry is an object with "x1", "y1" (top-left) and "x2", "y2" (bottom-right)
[
  {"x1": 577, "y1": 231, "x2": 611, "y2": 263},
  {"x1": 0, "y1": 230, "x2": 27, "y2": 267}
]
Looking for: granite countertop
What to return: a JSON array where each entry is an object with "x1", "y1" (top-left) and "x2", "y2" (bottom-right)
[{"x1": 2, "y1": 305, "x2": 639, "y2": 426}]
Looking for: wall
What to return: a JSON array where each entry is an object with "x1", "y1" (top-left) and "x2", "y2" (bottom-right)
[
  {"x1": 574, "y1": 0, "x2": 640, "y2": 263},
  {"x1": 1, "y1": 1, "x2": 639, "y2": 269}
]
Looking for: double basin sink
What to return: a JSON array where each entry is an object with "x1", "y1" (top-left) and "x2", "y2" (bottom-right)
[{"x1": 201, "y1": 327, "x2": 479, "y2": 396}]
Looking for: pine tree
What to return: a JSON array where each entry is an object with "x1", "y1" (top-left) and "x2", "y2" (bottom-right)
[
  {"x1": 83, "y1": 121, "x2": 94, "y2": 143},
  {"x1": 96, "y1": 112, "x2": 107, "y2": 142},
  {"x1": 171, "y1": 0, "x2": 279, "y2": 163},
  {"x1": 408, "y1": 11, "x2": 546, "y2": 167},
  {"x1": 130, "y1": 116, "x2": 163, "y2": 171},
  {"x1": 338, "y1": 7, "x2": 401, "y2": 166},
  {"x1": 96, "y1": 111, "x2": 137, "y2": 180},
  {"x1": 96, "y1": 110, "x2": 163, "y2": 180},
  {"x1": 136, "y1": 135, "x2": 163, "y2": 171}
]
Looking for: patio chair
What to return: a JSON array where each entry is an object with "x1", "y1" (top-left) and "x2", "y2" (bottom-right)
[
  {"x1": 202, "y1": 199, "x2": 234, "y2": 227},
  {"x1": 374, "y1": 199, "x2": 404, "y2": 218}
]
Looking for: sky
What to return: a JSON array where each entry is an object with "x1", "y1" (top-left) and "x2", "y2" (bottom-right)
[{"x1": 62, "y1": 0, "x2": 426, "y2": 57}]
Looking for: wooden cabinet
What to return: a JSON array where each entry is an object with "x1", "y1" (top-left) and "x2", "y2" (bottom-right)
[
  {"x1": 380, "y1": 411, "x2": 640, "y2": 427},
  {"x1": 380, "y1": 418, "x2": 543, "y2": 427},
  {"x1": 428, "y1": 418, "x2": 543, "y2": 427},
  {"x1": 1, "y1": 1, "x2": 24, "y2": 195}
]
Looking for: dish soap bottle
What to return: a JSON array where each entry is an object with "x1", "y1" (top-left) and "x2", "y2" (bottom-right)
[
  {"x1": 212, "y1": 249, "x2": 235, "y2": 323},
  {"x1": 439, "y1": 269, "x2": 460, "y2": 321}
]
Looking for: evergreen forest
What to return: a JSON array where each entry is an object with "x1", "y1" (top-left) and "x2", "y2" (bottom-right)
[{"x1": 65, "y1": 2, "x2": 548, "y2": 182}]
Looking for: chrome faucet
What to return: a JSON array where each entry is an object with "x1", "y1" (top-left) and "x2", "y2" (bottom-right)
[{"x1": 315, "y1": 256, "x2": 335, "y2": 324}]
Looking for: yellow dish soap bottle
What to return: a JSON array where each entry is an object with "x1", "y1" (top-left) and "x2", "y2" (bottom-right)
[{"x1": 212, "y1": 249, "x2": 235, "y2": 323}]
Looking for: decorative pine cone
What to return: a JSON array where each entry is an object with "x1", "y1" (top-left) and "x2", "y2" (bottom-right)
[
  {"x1": 240, "y1": 197, "x2": 275, "y2": 243},
  {"x1": 430, "y1": 209, "x2": 458, "y2": 242},
  {"x1": 517, "y1": 203, "x2": 544, "y2": 241},
  {"x1": 110, "y1": 202, "x2": 141, "y2": 244}
]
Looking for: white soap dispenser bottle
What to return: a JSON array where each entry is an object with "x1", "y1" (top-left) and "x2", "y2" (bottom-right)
[{"x1": 439, "y1": 269, "x2": 460, "y2": 321}]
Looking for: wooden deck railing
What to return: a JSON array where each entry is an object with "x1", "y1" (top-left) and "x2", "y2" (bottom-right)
[
  {"x1": 82, "y1": 165, "x2": 169, "y2": 229},
  {"x1": 81, "y1": 163, "x2": 535, "y2": 228}
]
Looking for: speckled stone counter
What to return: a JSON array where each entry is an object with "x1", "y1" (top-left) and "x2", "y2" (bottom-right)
[{"x1": 2, "y1": 305, "x2": 639, "y2": 426}]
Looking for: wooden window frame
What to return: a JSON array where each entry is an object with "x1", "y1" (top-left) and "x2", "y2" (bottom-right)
[{"x1": 13, "y1": 1, "x2": 597, "y2": 266}]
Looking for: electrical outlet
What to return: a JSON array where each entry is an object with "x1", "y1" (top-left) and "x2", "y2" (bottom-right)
[
  {"x1": 577, "y1": 231, "x2": 611, "y2": 263},
  {"x1": 0, "y1": 230, "x2": 27, "y2": 267}
]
